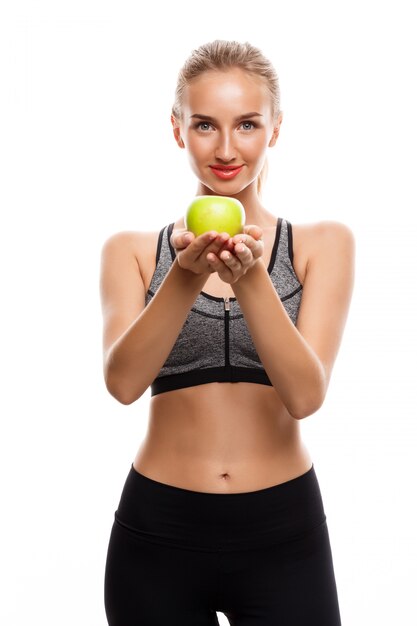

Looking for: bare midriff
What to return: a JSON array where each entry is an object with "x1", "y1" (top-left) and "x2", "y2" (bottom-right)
[{"x1": 133, "y1": 381, "x2": 313, "y2": 493}]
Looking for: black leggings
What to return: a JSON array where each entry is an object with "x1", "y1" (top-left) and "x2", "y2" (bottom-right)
[{"x1": 104, "y1": 463, "x2": 342, "y2": 625}]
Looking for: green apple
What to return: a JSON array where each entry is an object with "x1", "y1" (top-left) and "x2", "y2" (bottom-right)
[{"x1": 185, "y1": 195, "x2": 246, "y2": 237}]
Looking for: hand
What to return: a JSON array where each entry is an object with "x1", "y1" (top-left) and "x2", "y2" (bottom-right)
[
  {"x1": 170, "y1": 228, "x2": 235, "y2": 275},
  {"x1": 206, "y1": 225, "x2": 264, "y2": 284}
]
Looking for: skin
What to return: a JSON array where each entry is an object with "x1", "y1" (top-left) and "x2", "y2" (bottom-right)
[{"x1": 100, "y1": 67, "x2": 355, "y2": 493}]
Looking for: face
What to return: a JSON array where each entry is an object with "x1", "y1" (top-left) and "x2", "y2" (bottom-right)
[{"x1": 172, "y1": 67, "x2": 282, "y2": 196}]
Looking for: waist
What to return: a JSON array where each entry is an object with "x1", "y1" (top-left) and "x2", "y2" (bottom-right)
[
  {"x1": 114, "y1": 461, "x2": 325, "y2": 552},
  {"x1": 133, "y1": 448, "x2": 313, "y2": 495}
]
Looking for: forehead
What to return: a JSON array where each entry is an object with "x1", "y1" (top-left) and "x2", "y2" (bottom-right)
[{"x1": 182, "y1": 67, "x2": 271, "y2": 116}]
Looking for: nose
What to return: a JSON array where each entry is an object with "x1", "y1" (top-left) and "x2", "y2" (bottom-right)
[{"x1": 214, "y1": 130, "x2": 237, "y2": 163}]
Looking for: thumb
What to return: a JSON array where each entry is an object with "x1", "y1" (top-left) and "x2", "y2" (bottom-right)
[{"x1": 171, "y1": 229, "x2": 194, "y2": 250}]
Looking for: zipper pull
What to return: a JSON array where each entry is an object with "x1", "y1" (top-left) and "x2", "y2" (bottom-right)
[{"x1": 224, "y1": 296, "x2": 230, "y2": 311}]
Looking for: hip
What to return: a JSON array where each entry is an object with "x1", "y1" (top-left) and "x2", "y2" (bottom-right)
[{"x1": 113, "y1": 459, "x2": 326, "y2": 552}]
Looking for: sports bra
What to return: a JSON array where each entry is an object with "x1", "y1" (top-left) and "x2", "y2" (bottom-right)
[{"x1": 145, "y1": 218, "x2": 303, "y2": 396}]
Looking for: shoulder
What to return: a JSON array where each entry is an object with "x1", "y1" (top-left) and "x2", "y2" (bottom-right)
[
  {"x1": 100, "y1": 229, "x2": 148, "y2": 251},
  {"x1": 306, "y1": 219, "x2": 354, "y2": 252},
  {"x1": 309, "y1": 220, "x2": 355, "y2": 266},
  {"x1": 300, "y1": 220, "x2": 355, "y2": 288},
  {"x1": 311, "y1": 219, "x2": 354, "y2": 241},
  {"x1": 100, "y1": 229, "x2": 162, "y2": 283},
  {"x1": 290, "y1": 220, "x2": 355, "y2": 285},
  {"x1": 292, "y1": 219, "x2": 354, "y2": 243},
  {"x1": 101, "y1": 229, "x2": 162, "y2": 259},
  {"x1": 292, "y1": 219, "x2": 355, "y2": 257}
]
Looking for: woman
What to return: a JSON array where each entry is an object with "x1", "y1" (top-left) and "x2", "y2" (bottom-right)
[{"x1": 101, "y1": 40, "x2": 354, "y2": 626}]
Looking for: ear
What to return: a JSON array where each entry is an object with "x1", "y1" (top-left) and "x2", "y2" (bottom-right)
[
  {"x1": 171, "y1": 114, "x2": 185, "y2": 148},
  {"x1": 268, "y1": 111, "x2": 283, "y2": 147}
]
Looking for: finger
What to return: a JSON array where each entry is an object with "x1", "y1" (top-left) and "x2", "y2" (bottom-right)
[
  {"x1": 247, "y1": 236, "x2": 264, "y2": 252},
  {"x1": 231, "y1": 234, "x2": 254, "y2": 250},
  {"x1": 207, "y1": 249, "x2": 235, "y2": 267},
  {"x1": 188, "y1": 231, "x2": 229, "y2": 259},
  {"x1": 171, "y1": 230, "x2": 195, "y2": 250},
  {"x1": 221, "y1": 252, "x2": 245, "y2": 283},
  {"x1": 190, "y1": 231, "x2": 219, "y2": 258},
  {"x1": 212, "y1": 232, "x2": 231, "y2": 251},
  {"x1": 206, "y1": 252, "x2": 225, "y2": 272},
  {"x1": 220, "y1": 249, "x2": 243, "y2": 268},
  {"x1": 224, "y1": 238, "x2": 235, "y2": 252},
  {"x1": 234, "y1": 241, "x2": 251, "y2": 256},
  {"x1": 234, "y1": 234, "x2": 264, "y2": 257},
  {"x1": 243, "y1": 225, "x2": 263, "y2": 240},
  {"x1": 207, "y1": 251, "x2": 235, "y2": 280}
]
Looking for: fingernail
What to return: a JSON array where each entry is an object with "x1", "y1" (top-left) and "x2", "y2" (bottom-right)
[{"x1": 184, "y1": 234, "x2": 192, "y2": 243}]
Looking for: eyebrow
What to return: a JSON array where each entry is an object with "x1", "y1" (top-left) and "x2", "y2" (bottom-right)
[{"x1": 190, "y1": 112, "x2": 263, "y2": 122}]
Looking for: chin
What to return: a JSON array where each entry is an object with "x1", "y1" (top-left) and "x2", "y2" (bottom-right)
[{"x1": 198, "y1": 179, "x2": 250, "y2": 197}]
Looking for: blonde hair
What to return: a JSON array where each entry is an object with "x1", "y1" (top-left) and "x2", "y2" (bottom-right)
[{"x1": 172, "y1": 40, "x2": 282, "y2": 197}]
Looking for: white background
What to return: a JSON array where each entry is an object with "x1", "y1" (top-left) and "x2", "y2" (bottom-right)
[{"x1": 1, "y1": 1, "x2": 416, "y2": 624}]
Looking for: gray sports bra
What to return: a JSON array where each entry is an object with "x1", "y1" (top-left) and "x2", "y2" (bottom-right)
[{"x1": 145, "y1": 218, "x2": 303, "y2": 396}]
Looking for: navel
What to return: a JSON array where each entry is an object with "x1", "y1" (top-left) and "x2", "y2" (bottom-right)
[{"x1": 219, "y1": 472, "x2": 231, "y2": 480}]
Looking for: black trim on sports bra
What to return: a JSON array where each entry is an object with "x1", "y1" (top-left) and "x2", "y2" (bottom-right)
[
  {"x1": 287, "y1": 220, "x2": 294, "y2": 265},
  {"x1": 154, "y1": 226, "x2": 164, "y2": 268},
  {"x1": 267, "y1": 218, "x2": 282, "y2": 274},
  {"x1": 167, "y1": 224, "x2": 176, "y2": 263},
  {"x1": 151, "y1": 365, "x2": 272, "y2": 395},
  {"x1": 281, "y1": 284, "x2": 303, "y2": 302}
]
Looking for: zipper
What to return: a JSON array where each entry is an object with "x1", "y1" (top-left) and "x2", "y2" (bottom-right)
[{"x1": 224, "y1": 297, "x2": 230, "y2": 366}]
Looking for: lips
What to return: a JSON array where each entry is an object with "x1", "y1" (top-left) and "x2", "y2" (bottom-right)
[{"x1": 210, "y1": 165, "x2": 243, "y2": 179}]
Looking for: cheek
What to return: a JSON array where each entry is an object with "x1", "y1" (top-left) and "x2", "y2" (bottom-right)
[
  {"x1": 240, "y1": 134, "x2": 269, "y2": 158},
  {"x1": 185, "y1": 138, "x2": 208, "y2": 173},
  {"x1": 186, "y1": 135, "x2": 210, "y2": 158}
]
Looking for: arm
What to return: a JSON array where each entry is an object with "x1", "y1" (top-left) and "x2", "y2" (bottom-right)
[
  {"x1": 231, "y1": 221, "x2": 356, "y2": 420},
  {"x1": 99, "y1": 231, "x2": 211, "y2": 405}
]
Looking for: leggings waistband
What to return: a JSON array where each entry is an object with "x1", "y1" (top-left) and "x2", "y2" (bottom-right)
[{"x1": 114, "y1": 462, "x2": 326, "y2": 552}]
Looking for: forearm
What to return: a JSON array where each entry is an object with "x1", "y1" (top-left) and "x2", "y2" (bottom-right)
[
  {"x1": 105, "y1": 258, "x2": 210, "y2": 404},
  {"x1": 231, "y1": 259, "x2": 326, "y2": 419}
]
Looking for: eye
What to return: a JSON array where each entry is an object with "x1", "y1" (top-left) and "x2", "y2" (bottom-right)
[
  {"x1": 194, "y1": 121, "x2": 214, "y2": 132},
  {"x1": 240, "y1": 121, "x2": 256, "y2": 131}
]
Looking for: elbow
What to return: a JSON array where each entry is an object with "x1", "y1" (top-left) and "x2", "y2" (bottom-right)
[
  {"x1": 290, "y1": 395, "x2": 324, "y2": 420},
  {"x1": 107, "y1": 383, "x2": 143, "y2": 405},
  {"x1": 104, "y1": 370, "x2": 144, "y2": 406},
  {"x1": 112, "y1": 389, "x2": 139, "y2": 406},
  {"x1": 290, "y1": 370, "x2": 327, "y2": 421},
  {"x1": 105, "y1": 380, "x2": 136, "y2": 405}
]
